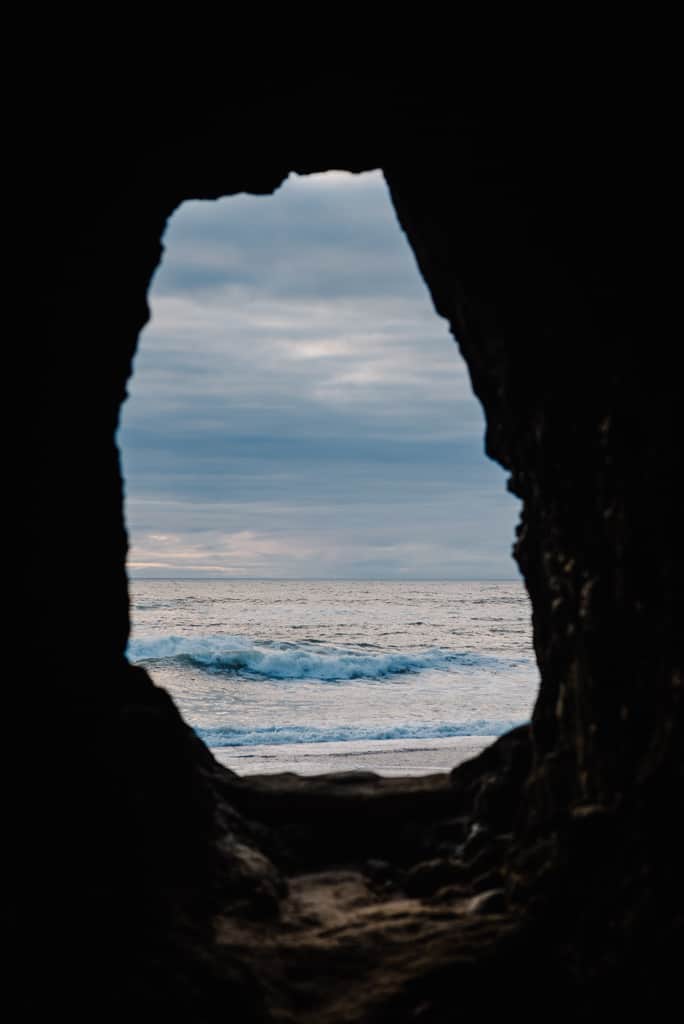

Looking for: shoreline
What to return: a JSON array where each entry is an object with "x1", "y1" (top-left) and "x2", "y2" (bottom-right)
[{"x1": 212, "y1": 734, "x2": 494, "y2": 777}]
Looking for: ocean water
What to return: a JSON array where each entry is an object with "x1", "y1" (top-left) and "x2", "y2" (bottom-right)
[{"x1": 128, "y1": 579, "x2": 538, "y2": 776}]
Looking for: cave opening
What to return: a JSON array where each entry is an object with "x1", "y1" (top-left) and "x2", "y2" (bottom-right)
[
  {"x1": 15, "y1": 72, "x2": 680, "y2": 1018},
  {"x1": 119, "y1": 169, "x2": 538, "y2": 778}
]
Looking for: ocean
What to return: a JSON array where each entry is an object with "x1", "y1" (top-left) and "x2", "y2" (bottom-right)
[{"x1": 127, "y1": 579, "x2": 537, "y2": 776}]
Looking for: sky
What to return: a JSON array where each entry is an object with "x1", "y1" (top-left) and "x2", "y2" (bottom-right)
[{"x1": 119, "y1": 170, "x2": 521, "y2": 579}]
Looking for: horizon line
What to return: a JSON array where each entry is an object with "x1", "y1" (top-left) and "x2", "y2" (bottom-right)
[{"x1": 127, "y1": 575, "x2": 522, "y2": 582}]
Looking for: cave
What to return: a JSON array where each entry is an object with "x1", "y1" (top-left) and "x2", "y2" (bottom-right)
[{"x1": 14, "y1": 65, "x2": 681, "y2": 1021}]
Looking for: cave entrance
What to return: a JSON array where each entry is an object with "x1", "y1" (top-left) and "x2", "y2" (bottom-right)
[{"x1": 119, "y1": 170, "x2": 537, "y2": 778}]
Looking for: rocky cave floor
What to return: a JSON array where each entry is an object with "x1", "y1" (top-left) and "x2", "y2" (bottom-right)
[
  {"x1": 206, "y1": 728, "x2": 538, "y2": 1022},
  {"x1": 217, "y1": 852, "x2": 512, "y2": 1023},
  {"x1": 23, "y1": 684, "x2": 678, "y2": 1022}
]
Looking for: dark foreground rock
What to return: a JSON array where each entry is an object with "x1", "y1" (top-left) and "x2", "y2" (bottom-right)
[
  {"x1": 13, "y1": 663, "x2": 679, "y2": 1020},
  {"x1": 11, "y1": 52, "x2": 682, "y2": 1021}
]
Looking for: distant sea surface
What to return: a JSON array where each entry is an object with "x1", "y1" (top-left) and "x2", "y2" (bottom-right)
[{"x1": 128, "y1": 579, "x2": 538, "y2": 776}]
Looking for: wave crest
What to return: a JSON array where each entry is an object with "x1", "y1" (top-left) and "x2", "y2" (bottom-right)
[
  {"x1": 197, "y1": 720, "x2": 524, "y2": 747},
  {"x1": 127, "y1": 633, "x2": 519, "y2": 681}
]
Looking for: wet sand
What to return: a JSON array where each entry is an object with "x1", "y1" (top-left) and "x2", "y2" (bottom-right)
[{"x1": 212, "y1": 734, "x2": 494, "y2": 777}]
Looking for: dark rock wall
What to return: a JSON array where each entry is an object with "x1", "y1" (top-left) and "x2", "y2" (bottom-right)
[
  {"x1": 385, "y1": 135, "x2": 682, "y2": 821},
  {"x1": 13, "y1": 66, "x2": 681, "y2": 1015}
]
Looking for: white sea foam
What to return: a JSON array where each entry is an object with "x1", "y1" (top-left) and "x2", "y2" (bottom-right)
[
  {"x1": 197, "y1": 720, "x2": 523, "y2": 747},
  {"x1": 128, "y1": 633, "x2": 523, "y2": 681}
]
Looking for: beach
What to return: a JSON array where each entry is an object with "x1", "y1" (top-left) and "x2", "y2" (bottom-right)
[{"x1": 212, "y1": 734, "x2": 494, "y2": 776}]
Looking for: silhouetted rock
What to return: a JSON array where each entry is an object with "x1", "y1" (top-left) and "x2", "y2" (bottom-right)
[{"x1": 12, "y1": 56, "x2": 681, "y2": 1021}]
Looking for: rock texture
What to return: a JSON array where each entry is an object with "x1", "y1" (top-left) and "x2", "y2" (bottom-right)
[{"x1": 12, "y1": 58, "x2": 681, "y2": 1020}]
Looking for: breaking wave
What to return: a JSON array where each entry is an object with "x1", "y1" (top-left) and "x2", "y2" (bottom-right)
[
  {"x1": 128, "y1": 633, "x2": 523, "y2": 681},
  {"x1": 197, "y1": 720, "x2": 524, "y2": 747}
]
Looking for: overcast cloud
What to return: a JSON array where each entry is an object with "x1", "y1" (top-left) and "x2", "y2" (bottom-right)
[{"x1": 119, "y1": 170, "x2": 520, "y2": 579}]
